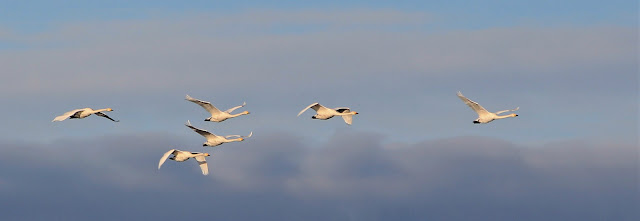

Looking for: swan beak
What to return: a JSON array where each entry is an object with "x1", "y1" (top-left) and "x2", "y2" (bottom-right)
[
  {"x1": 515, "y1": 114, "x2": 519, "y2": 117},
  {"x1": 202, "y1": 144, "x2": 207, "y2": 146},
  {"x1": 205, "y1": 153, "x2": 210, "y2": 156},
  {"x1": 354, "y1": 112, "x2": 359, "y2": 115}
]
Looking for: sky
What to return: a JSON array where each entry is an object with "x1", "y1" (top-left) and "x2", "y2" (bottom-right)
[{"x1": 0, "y1": 1, "x2": 638, "y2": 220}]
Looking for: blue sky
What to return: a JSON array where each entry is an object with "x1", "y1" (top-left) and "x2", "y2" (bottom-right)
[
  {"x1": 0, "y1": 1, "x2": 637, "y2": 220},
  {"x1": 1, "y1": 0, "x2": 636, "y2": 31}
]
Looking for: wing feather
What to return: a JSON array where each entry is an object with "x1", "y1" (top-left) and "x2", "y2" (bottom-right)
[
  {"x1": 94, "y1": 112, "x2": 119, "y2": 122},
  {"x1": 457, "y1": 91, "x2": 490, "y2": 116},
  {"x1": 341, "y1": 115, "x2": 353, "y2": 125},
  {"x1": 52, "y1": 108, "x2": 85, "y2": 122},
  {"x1": 158, "y1": 149, "x2": 177, "y2": 169},
  {"x1": 195, "y1": 156, "x2": 209, "y2": 175},
  {"x1": 297, "y1": 103, "x2": 328, "y2": 116},
  {"x1": 185, "y1": 120, "x2": 217, "y2": 139},
  {"x1": 186, "y1": 95, "x2": 222, "y2": 115}
]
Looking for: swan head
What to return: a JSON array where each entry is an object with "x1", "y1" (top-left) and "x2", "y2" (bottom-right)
[
  {"x1": 243, "y1": 111, "x2": 250, "y2": 115},
  {"x1": 238, "y1": 138, "x2": 244, "y2": 141},
  {"x1": 205, "y1": 153, "x2": 210, "y2": 157},
  {"x1": 106, "y1": 108, "x2": 113, "y2": 111},
  {"x1": 512, "y1": 114, "x2": 518, "y2": 117},
  {"x1": 353, "y1": 112, "x2": 359, "y2": 115}
]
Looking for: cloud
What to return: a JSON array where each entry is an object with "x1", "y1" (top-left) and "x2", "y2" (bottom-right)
[
  {"x1": 0, "y1": 132, "x2": 636, "y2": 220},
  {"x1": 0, "y1": 10, "x2": 634, "y2": 97}
]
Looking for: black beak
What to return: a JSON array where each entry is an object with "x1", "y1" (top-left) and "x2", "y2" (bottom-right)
[
  {"x1": 473, "y1": 121, "x2": 480, "y2": 124},
  {"x1": 202, "y1": 144, "x2": 207, "y2": 146},
  {"x1": 515, "y1": 114, "x2": 519, "y2": 116}
]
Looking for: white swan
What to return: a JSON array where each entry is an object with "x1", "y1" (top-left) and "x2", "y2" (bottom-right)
[
  {"x1": 158, "y1": 149, "x2": 210, "y2": 175},
  {"x1": 185, "y1": 95, "x2": 249, "y2": 122},
  {"x1": 457, "y1": 91, "x2": 519, "y2": 124},
  {"x1": 185, "y1": 120, "x2": 252, "y2": 147},
  {"x1": 52, "y1": 108, "x2": 119, "y2": 122},
  {"x1": 297, "y1": 103, "x2": 359, "y2": 125}
]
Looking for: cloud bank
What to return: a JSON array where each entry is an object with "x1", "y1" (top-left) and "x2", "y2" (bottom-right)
[{"x1": 1, "y1": 132, "x2": 636, "y2": 220}]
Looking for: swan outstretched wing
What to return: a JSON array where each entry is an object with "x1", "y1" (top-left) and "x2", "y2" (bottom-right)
[
  {"x1": 341, "y1": 115, "x2": 353, "y2": 125},
  {"x1": 495, "y1": 107, "x2": 519, "y2": 115},
  {"x1": 194, "y1": 155, "x2": 209, "y2": 175},
  {"x1": 94, "y1": 112, "x2": 119, "y2": 122},
  {"x1": 224, "y1": 102, "x2": 246, "y2": 114},
  {"x1": 297, "y1": 103, "x2": 318, "y2": 116},
  {"x1": 185, "y1": 120, "x2": 217, "y2": 139},
  {"x1": 297, "y1": 103, "x2": 329, "y2": 116},
  {"x1": 158, "y1": 149, "x2": 177, "y2": 169},
  {"x1": 52, "y1": 108, "x2": 85, "y2": 122},
  {"x1": 334, "y1": 108, "x2": 353, "y2": 125},
  {"x1": 457, "y1": 91, "x2": 490, "y2": 116},
  {"x1": 186, "y1": 95, "x2": 222, "y2": 115}
]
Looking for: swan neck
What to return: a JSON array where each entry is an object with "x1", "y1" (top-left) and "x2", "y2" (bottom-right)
[
  {"x1": 231, "y1": 112, "x2": 248, "y2": 117},
  {"x1": 91, "y1": 108, "x2": 110, "y2": 113},
  {"x1": 495, "y1": 114, "x2": 515, "y2": 119}
]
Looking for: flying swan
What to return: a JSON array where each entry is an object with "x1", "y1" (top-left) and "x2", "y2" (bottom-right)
[
  {"x1": 185, "y1": 95, "x2": 249, "y2": 122},
  {"x1": 457, "y1": 91, "x2": 519, "y2": 124},
  {"x1": 158, "y1": 149, "x2": 210, "y2": 175},
  {"x1": 52, "y1": 108, "x2": 119, "y2": 122},
  {"x1": 185, "y1": 120, "x2": 252, "y2": 147},
  {"x1": 297, "y1": 103, "x2": 359, "y2": 125}
]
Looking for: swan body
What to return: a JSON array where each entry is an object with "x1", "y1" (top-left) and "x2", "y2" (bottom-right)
[
  {"x1": 297, "y1": 103, "x2": 359, "y2": 125},
  {"x1": 185, "y1": 120, "x2": 252, "y2": 147},
  {"x1": 158, "y1": 149, "x2": 210, "y2": 175},
  {"x1": 457, "y1": 91, "x2": 519, "y2": 124},
  {"x1": 52, "y1": 108, "x2": 119, "y2": 122},
  {"x1": 185, "y1": 95, "x2": 249, "y2": 122}
]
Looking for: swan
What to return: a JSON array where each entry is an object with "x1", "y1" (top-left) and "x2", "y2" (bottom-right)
[
  {"x1": 52, "y1": 108, "x2": 119, "y2": 122},
  {"x1": 158, "y1": 149, "x2": 210, "y2": 175},
  {"x1": 457, "y1": 91, "x2": 519, "y2": 124},
  {"x1": 185, "y1": 95, "x2": 249, "y2": 122},
  {"x1": 297, "y1": 103, "x2": 359, "y2": 125},
  {"x1": 185, "y1": 120, "x2": 252, "y2": 147}
]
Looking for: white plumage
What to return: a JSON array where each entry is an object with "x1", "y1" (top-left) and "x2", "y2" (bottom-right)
[
  {"x1": 457, "y1": 91, "x2": 519, "y2": 124},
  {"x1": 297, "y1": 103, "x2": 359, "y2": 125},
  {"x1": 158, "y1": 149, "x2": 210, "y2": 175},
  {"x1": 185, "y1": 95, "x2": 249, "y2": 122},
  {"x1": 52, "y1": 108, "x2": 119, "y2": 122},
  {"x1": 185, "y1": 120, "x2": 252, "y2": 147}
]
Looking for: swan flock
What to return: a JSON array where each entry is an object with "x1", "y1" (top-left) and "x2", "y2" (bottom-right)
[{"x1": 54, "y1": 92, "x2": 519, "y2": 175}]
